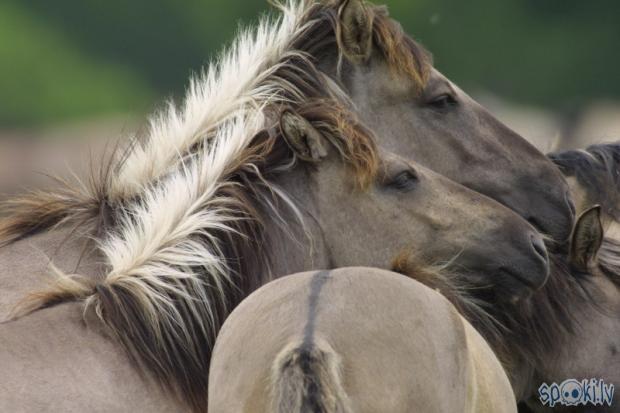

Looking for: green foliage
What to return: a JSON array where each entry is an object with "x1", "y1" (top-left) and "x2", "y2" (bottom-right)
[
  {"x1": 1, "y1": 0, "x2": 619, "y2": 126},
  {"x1": 389, "y1": 0, "x2": 620, "y2": 108},
  {"x1": 0, "y1": 2, "x2": 153, "y2": 126}
]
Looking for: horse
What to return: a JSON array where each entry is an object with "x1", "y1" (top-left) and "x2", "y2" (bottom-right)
[
  {"x1": 0, "y1": 100, "x2": 549, "y2": 412},
  {"x1": 0, "y1": 0, "x2": 573, "y2": 253},
  {"x1": 212, "y1": 144, "x2": 620, "y2": 412},
  {"x1": 524, "y1": 209, "x2": 620, "y2": 413},
  {"x1": 394, "y1": 202, "x2": 620, "y2": 411},
  {"x1": 0, "y1": 0, "x2": 569, "y2": 410},
  {"x1": 208, "y1": 267, "x2": 518, "y2": 413},
  {"x1": 548, "y1": 142, "x2": 620, "y2": 235}
]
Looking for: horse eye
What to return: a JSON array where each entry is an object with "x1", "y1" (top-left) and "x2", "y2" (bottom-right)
[
  {"x1": 388, "y1": 170, "x2": 419, "y2": 191},
  {"x1": 427, "y1": 93, "x2": 458, "y2": 110}
]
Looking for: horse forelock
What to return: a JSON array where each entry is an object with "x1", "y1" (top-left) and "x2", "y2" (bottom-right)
[
  {"x1": 549, "y1": 142, "x2": 620, "y2": 221},
  {"x1": 370, "y1": 5, "x2": 432, "y2": 90}
]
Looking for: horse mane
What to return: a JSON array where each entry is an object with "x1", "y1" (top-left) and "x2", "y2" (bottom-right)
[
  {"x1": 107, "y1": 0, "x2": 428, "y2": 199},
  {"x1": 0, "y1": 0, "x2": 430, "y2": 249},
  {"x1": 392, "y1": 248, "x2": 606, "y2": 377},
  {"x1": 0, "y1": 161, "x2": 113, "y2": 248},
  {"x1": 14, "y1": 99, "x2": 377, "y2": 410},
  {"x1": 548, "y1": 142, "x2": 620, "y2": 221},
  {"x1": 486, "y1": 253, "x2": 600, "y2": 373},
  {"x1": 391, "y1": 251, "x2": 504, "y2": 345},
  {"x1": 1, "y1": 2, "x2": 429, "y2": 410}
]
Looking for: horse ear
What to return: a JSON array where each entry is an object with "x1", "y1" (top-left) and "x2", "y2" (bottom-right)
[
  {"x1": 337, "y1": 0, "x2": 374, "y2": 64},
  {"x1": 280, "y1": 110, "x2": 328, "y2": 162},
  {"x1": 570, "y1": 205, "x2": 604, "y2": 271}
]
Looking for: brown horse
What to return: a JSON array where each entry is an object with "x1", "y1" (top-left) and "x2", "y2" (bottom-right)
[
  {"x1": 395, "y1": 204, "x2": 619, "y2": 411},
  {"x1": 208, "y1": 267, "x2": 517, "y2": 413},
  {"x1": 0, "y1": 1, "x2": 570, "y2": 410},
  {"x1": 524, "y1": 209, "x2": 620, "y2": 413},
  {"x1": 0, "y1": 1, "x2": 571, "y2": 251},
  {"x1": 332, "y1": 0, "x2": 573, "y2": 242},
  {"x1": 0, "y1": 102, "x2": 547, "y2": 411}
]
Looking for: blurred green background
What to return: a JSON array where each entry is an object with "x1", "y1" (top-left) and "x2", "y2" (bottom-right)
[{"x1": 1, "y1": 0, "x2": 619, "y2": 127}]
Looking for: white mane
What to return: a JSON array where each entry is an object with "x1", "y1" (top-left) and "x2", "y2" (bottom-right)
[
  {"x1": 109, "y1": 0, "x2": 322, "y2": 199},
  {"x1": 12, "y1": 2, "x2": 348, "y2": 409}
]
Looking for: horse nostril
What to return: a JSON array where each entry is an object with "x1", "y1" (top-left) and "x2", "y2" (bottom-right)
[{"x1": 530, "y1": 234, "x2": 548, "y2": 262}]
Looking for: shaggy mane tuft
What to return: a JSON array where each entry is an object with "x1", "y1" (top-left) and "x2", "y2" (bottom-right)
[
  {"x1": 13, "y1": 99, "x2": 377, "y2": 411},
  {"x1": 549, "y1": 142, "x2": 620, "y2": 221},
  {"x1": 393, "y1": 247, "x2": 613, "y2": 382},
  {"x1": 2, "y1": 1, "x2": 428, "y2": 411}
]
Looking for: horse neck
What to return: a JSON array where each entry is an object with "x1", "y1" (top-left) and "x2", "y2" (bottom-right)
[
  {"x1": 260, "y1": 166, "x2": 332, "y2": 281},
  {"x1": 490, "y1": 259, "x2": 590, "y2": 399},
  {"x1": 537, "y1": 272, "x2": 620, "y2": 371},
  {"x1": 513, "y1": 266, "x2": 620, "y2": 401}
]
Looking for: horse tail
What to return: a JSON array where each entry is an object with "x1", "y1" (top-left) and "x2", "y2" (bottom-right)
[{"x1": 270, "y1": 338, "x2": 352, "y2": 413}]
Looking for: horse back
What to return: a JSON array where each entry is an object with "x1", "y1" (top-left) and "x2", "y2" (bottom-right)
[
  {"x1": 0, "y1": 228, "x2": 102, "y2": 321},
  {"x1": 0, "y1": 301, "x2": 184, "y2": 412}
]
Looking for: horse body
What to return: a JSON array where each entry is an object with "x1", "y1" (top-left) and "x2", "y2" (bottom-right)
[
  {"x1": 0, "y1": 302, "x2": 184, "y2": 412},
  {"x1": 0, "y1": 228, "x2": 101, "y2": 321},
  {"x1": 208, "y1": 268, "x2": 517, "y2": 413},
  {"x1": 0, "y1": 104, "x2": 549, "y2": 411},
  {"x1": 0, "y1": 1, "x2": 579, "y2": 411},
  {"x1": 524, "y1": 273, "x2": 620, "y2": 413}
]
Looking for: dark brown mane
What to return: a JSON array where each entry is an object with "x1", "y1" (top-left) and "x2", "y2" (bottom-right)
[
  {"x1": 393, "y1": 249, "x2": 609, "y2": 377},
  {"x1": 0, "y1": 142, "x2": 119, "y2": 248},
  {"x1": 486, "y1": 254, "x2": 599, "y2": 372},
  {"x1": 370, "y1": 5, "x2": 432, "y2": 88},
  {"x1": 549, "y1": 142, "x2": 620, "y2": 221},
  {"x1": 293, "y1": 1, "x2": 431, "y2": 89}
]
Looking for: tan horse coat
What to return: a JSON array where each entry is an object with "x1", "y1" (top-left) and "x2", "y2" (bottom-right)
[
  {"x1": 209, "y1": 268, "x2": 517, "y2": 413},
  {"x1": 0, "y1": 301, "x2": 185, "y2": 412},
  {"x1": 0, "y1": 228, "x2": 100, "y2": 321}
]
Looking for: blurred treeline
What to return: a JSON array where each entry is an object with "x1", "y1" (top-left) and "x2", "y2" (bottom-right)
[{"x1": 1, "y1": 0, "x2": 619, "y2": 127}]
